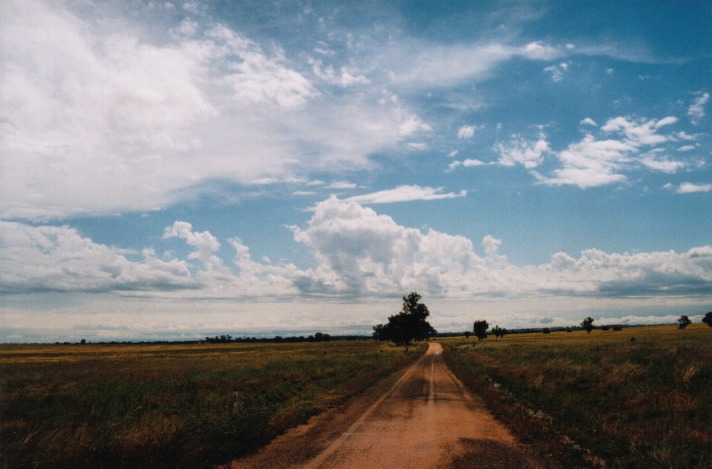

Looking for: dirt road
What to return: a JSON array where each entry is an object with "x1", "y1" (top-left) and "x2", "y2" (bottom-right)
[{"x1": 231, "y1": 342, "x2": 541, "y2": 468}]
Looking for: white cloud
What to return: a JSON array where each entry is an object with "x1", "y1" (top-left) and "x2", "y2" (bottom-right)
[
  {"x1": 639, "y1": 154, "x2": 686, "y2": 174},
  {"x1": 0, "y1": 221, "x2": 194, "y2": 293},
  {"x1": 481, "y1": 235, "x2": 502, "y2": 257},
  {"x1": 580, "y1": 117, "x2": 598, "y2": 127},
  {"x1": 673, "y1": 182, "x2": 712, "y2": 194},
  {"x1": 309, "y1": 59, "x2": 370, "y2": 87},
  {"x1": 163, "y1": 221, "x2": 222, "y2": 270},
  {"x1": 345, "y1": 186, "x2": 467, "y2": 204},
  {"x1": 601, "y1": 116, "x2": 677, "y2": 145},
  {"x1": 2, "y1": 202, "x2": 711, "y2": 304},
  {"x1": 540, "y1": 115, "x2": 690, "y2": 188},
  {"x1": 457, "y1": 125, "x2": 476, "y2": 139},
  {"x1": 688, "y1": 91, "x2": 709, "y2": 125},
  {"x1": 292, "y1": 198, "x2": 712, "y2": 298},
  {"x1": 0, "y1": 1, "x2": 431, "y2": 220},
  {"x1": 291, "y1": 197, "x2": 492, "y2": 295},
  {"x1": 448, "y1": 159, "x2": 488, "y2": 171},
  {"x1": 496, "y1": 133, "x2": 550, "y2": 169},
  {"x1": 327, "y1": 181, "x2": 358, "y2": 190},
  {"x1": 388, "y1": 41, "x2": 561, "y2": 88},
  {"x1": 543, "y1": 62, "x2": 569, "y2": 82}
]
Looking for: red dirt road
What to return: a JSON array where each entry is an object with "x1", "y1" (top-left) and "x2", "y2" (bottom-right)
[{"x1": 230, "y1": 342, "x2": 541, "y2": 468}]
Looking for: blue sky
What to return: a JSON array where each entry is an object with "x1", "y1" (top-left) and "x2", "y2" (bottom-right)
[{"x1": 1, "y1": 0, "x2": 711, "y2": 342}]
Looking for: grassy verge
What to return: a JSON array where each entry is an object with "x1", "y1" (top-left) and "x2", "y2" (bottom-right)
[
  {"x1": 443, "y1": 325, "x2": 711, "y2": 468},
  {"x1": 0, "y1": 340, "x2": 424, "y2": 468}
]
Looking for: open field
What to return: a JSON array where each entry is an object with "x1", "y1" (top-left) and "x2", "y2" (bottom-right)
[
  {"x1": 443, "y1": 324, "x2": 712, "y2": 468},
  {"x1": 0, "y1": 340, "x2": 424, "y2": 468}
]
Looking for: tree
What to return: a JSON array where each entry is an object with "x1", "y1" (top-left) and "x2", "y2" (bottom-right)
[
  {"x1": 473, "y1": 320, "x2": 489, "y2": 341},
  {"x1": 314, "y1": 332, "x2": 331, "y2": 342},
  {"x1": 464, "y1": 331, "x2": 471, "y2": 339},
  {"x1": 492, "y1": 325, "x2": 507, "y2": 339},
  {"x1": 581, "y1": 317, "x2": 595, "y2": 334},
  {"x1": 376, "y1": 292, "x2": 436, "y2": 349},
  {"x1": 678, "y1": 315, "x2": 692, "y2": 330},
  {"x1": 372, "y1": 324, "x2": 387, "y2": 341},
  {"x1": 702, "y1": 312, "x2": 712, "y2": 328}
]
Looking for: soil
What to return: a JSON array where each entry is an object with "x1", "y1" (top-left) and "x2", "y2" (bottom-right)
[{"x1": 229, "y1": 342, "x2": 543, "y2": 468}]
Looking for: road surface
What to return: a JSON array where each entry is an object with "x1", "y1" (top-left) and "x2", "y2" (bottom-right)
[{"x1": 230, "y1": 342, "x2": 541, "y2": 468}]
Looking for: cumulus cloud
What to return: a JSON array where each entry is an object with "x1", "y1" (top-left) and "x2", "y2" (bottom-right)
[
  {"x1": 163, "y1": 221, "x2": 222, "y2": 270},
  {"x1": 688, "y1": 91, "x2": 709, "y2": 125},
  {"x1": 345, "y1": 186, "x2": 466, "y2": 204},
  {"x1": 543, "y1": 62, "x2": 569, "y2": 82},
  {"x1": 290, "y1": 198, "x2": 712, "y2": 298},
  {"x1": 538, "y1": 115, "x2": 691, "y2": 188},
  {"x1": 665, "y1": 182, "x2": 712, "y2": 194},
  {"x1": 0, "y1": 221, "x2": 194, "y2": 293},
  {"x1": 291, "y1": 197, "x2": 492, "y2": 296},
  {"x1": 309, "y1": 59, "x2": 371, "y2": 87},
  {"x1": 496, "y1": 132, "x2": 550, "y2": 169},
  {"x1": 448, "y1": 159, "x2": 488, "y2": 171},
  {"x1": 457, "y1": 125, "x2": 477, "y2": 139},
  {"x1": 2, "y1": 202, "x2": 711, "y2": 302}
]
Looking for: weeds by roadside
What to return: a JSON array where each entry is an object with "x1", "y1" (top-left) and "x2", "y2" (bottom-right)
[{"x1": 443, "y1": 325, "x2": 712, "y2": 468}]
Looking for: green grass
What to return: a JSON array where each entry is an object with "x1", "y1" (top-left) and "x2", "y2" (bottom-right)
[
  {"x1": 443, "y1": 325, "x2": 712, "y2": 468},
  {"x1": 0, "y1": 340, "x2": 424, "y2": 468}
]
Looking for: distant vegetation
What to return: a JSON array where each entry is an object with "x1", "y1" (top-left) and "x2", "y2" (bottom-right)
[
  {"x1": 205, "y1": 332, "x2": 333, "y2": 343},
  {"x1": 372, "y1": 292, "x2": 436, "y2": 349},
  {"x1": 0, "y1": 341, "x2": 423, "y2": 468},
  {"x1": 473, "y1": 320, "x2": 489, "y2": 341},
  {"x1": 443, "y1": 324, "x2": 712, "y2": 467}
]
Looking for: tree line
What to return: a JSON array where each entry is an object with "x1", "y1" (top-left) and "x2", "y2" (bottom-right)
[{"x1": 371, "y1": 293, "x2": 712, "y2": 348}]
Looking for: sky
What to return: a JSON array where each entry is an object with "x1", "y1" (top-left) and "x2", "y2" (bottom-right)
[{"x1": 1, "y1": 0, "x2": 711, "y2": 342}]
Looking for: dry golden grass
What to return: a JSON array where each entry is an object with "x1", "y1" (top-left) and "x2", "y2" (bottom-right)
[
  {"x1": 0, "y1": 340, "x2": 424, "y2": 468},
  {"x1": 443, "y1": 324, "x2": 712, "y2": 468}
]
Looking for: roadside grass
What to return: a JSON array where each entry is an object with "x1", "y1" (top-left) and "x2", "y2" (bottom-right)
[
  {"x1": 442, "y1": 324, "x2": 712, "y2": 468},
  {"x1": 0, "y1": 340, "x2": 424, "y2": 468}
]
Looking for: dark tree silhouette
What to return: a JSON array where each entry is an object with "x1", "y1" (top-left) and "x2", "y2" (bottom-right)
[
  {"x1": 492, "y1": 325, "x2": 507, "y2": 339},
  {"x1": 464, "y1": 331, "x2": 471, "y2": 339},
  {"x1": 372, "y1": 324, "x2": 387, "y2": 341},
  {"x1": 581, "y1": 317, "x2": 595, "y2": 334},
  {"x1": 473, "y1": 320, "x2": 489, "y2": 341},
  {"x1": 702, "y1": 312, "x2": 712, "y2": 328},
  {"x1": 678, "y1": 315, "x2": 692, "y2": 330},
  {"x1": 376, "y1": 292, "x2": 436, "y2": 349}
]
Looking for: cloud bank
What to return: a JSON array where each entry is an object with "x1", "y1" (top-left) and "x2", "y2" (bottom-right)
[{"x1": 3, "y1": 199, "x2": 710, "y2": 302}]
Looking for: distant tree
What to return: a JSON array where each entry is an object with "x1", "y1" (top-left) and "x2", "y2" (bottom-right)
[
  {"x1": 581, "y1": 317, "x2": 595, "y2": 334},
  {"x1": 79, "y1": 338, "x2": 86, "y2": 345},
  {"x1": 372, "y1": 324, "x2": 387, "y2": 341},
  {"x1": 314, "y1": 332, "x2": 331, "y2": 342},
  {"x1": 492, "y1": 325, "x2": 507, "y2": 339},
  {"x1": 542, "y1": 328, "x2": 551, "y2": 334},
  {"x1": 464, "y1": 331, "x2": 471, "y2": 339},
  {"x1": 473, "y1": 320, "x2": 489, "y2": 341},
  {"x1": 678, "y1": 315, "x2": 692, "y2": 330},
  {"x1": 376, "y1": 292, "x2": 437, "y2": 350},
  {"x1": 702, "y1": 312, "x2": 712, "y2": 328}
]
